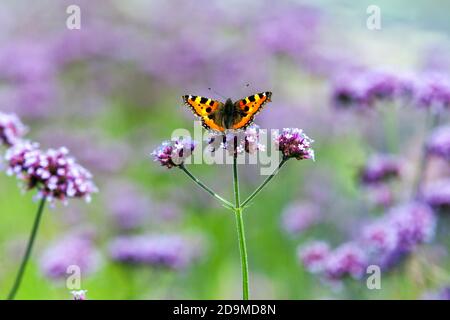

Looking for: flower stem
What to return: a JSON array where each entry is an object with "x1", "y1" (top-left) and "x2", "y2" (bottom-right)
[
  {"x1": 232, "y1": 153, "x2": 249, "y2": 300},
  {"x1": 234, "y1": 207, "x2": 249, "y2": 300},
  {"x1": 179, "y1": 164, "x2": 234, "y2": 210},
  {"x1": 241, "y1": 158, "x2": 288, "y2": 208},
  {"x1": 7, "y1": 196, "x2": 46, "y2": 300}
]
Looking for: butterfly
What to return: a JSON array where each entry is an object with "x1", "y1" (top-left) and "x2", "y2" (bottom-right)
[{"x1": 182, "y1": 92, "x2": 272, "y2": 131}]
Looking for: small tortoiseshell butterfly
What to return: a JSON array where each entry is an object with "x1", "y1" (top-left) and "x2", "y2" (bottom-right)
[{"x1": 182, "y1": 92, "x2": 272, "y2": 132}]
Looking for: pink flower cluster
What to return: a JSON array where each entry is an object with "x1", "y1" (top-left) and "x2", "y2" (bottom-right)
[
  {"x1": 299, "y1": 202, "x2": 436, "y2": 282},
  {"x1": 5, "y1": 141, "x2": 98, "y2": 203},
  {"x1": 0, "y1": 111, "x2": 27, "y2": 147},
  {"x1": 274, "y1": 128, "x2": 315, "y2": 161},
  {"x1": 152, "y1": 137, "x2": 197, "y2": 169}
]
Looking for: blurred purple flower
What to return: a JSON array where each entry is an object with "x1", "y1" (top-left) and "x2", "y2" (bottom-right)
[
  {"x1": 360, "y1": 154, "x2": 402, "y2": 185},
  {"x1": 0, "y1": 111, "x2": 27, "y2": 146},
  {"x1": 423, "y1": 179, "x2": 450, "y2": 211},
  {"x1": 52, "y1": 26, "x2": 122, "y2": 66},
  {"x1": 361, "y1": 202, "x2": 436, "y2": 269},
  {"x1": 324, "y1": 242, "x2": 368, "y2": 280},
  {"x1": 281, "y1": 202, "x2": 321, "y2": 234},
  {"x1": 71, "y1": 290, "x2": 88, "y2": 300},
  {"x1": 0, "y1": 41, "x2": 56, "y2": 82},
  {"x1": 331, "y1": 69, "x2": 408, "y2": 109},
  {"x1": 108, "y1": 234, "x2": 203, "y2": 270},
  {"x1": 152, "y1": 137, "x2": 197, "y2": 169},
  {"x1": 387, "y1": 202, "x2": 436, "y2": 252},
  {"x1": 5, "y1": 142, "x2": 98, "y2": 203},
  {"x1": 414, "y1": 73, "x2": 450, "y2": 110},
  {"x1": 104, "y1": 182, "x2": 151, "y2": 230},
  {"x1": 426, "y1": 126, "x2": 450, "y2": 161},
  {"x1": 300, "y1": 203, "x2": 435, "y2": 280},
  {"x1": 0, "y1": 41, "x2": 57, "y2": 117},
  {"x1": 297, "y1": 241, "x2": 330, "y2": 273},
  {"x1": 361, "y1": 220, "x2": 398, "y2": 257},
  {"x1": 423, "y1": 287, "x2": 450, "y2": 300},
  {"x1": 40, "y1": 233, "x2": 101, "y2": 280},
  {"x1": 274, "y1": 128, "x2": 315, "y2": 160},
  {"x1": 255, "y1": 5, "x2": 321, "y2": 56}
]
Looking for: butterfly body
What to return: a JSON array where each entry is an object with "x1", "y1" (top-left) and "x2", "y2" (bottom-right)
[{"x1": 182, "y1": 92, "x2": 272, "y2": 132}]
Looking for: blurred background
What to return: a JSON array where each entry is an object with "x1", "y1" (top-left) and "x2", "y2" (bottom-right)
[{"x1": 0, "y1": 0, "x2": 450, "y2": 299}]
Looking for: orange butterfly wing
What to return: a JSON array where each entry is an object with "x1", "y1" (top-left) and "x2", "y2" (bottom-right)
[
  {"x1": 182, "y1": 95, "x2": 225, "y2": 131},
  {"x1": 232, "y1": 92, "x2": 272, "y2": 130}
]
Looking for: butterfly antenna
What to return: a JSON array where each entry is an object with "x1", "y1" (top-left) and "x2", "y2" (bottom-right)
[{"x1": 208, "y1": 87, "x2": 226, "y2": 100}]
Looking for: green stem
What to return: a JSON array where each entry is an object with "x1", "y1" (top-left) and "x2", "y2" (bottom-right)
[
  {"x1": 232, "y1": 153, "x2": 249, "y2": 300},
  {"x1": 7, "y1": 196, "x2": 47, "y2": 300},
  {"x1": 235, "y1": 207, "x2": 249, "y2": 300},
  {"x1": 179, "y1": 164, "x2": 234, "y2": 210},
  {"x1": 241, "y1": 158, "x2": 288, "y2": 208}
]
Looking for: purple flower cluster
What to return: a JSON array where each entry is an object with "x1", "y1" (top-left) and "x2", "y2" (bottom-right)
[
  {"x1": 423, "y1": 179, "x2": 450, "y2": 211},
  {"x1": 362, "y1": 202, "x2": 436, "y2": 268},
  {"x1": 426, "y1": 126, "x2": 450, "y2": 161},
  {"x1": 152, "y1": 137, "x2": 197, "y2": 169},
  {"x1": 71, "y1": 290, "x2": 88, "y2": 301},
  {"x1": 324, "y1": 243, "x2": 368, "y2": 280},
  {"x1": 359, "y1": 154, "x2": 402, "y2": 185},
  {"x1": 299, "y1": 202, "x2": 436, "y2": 281},
  {"x1": 332, "y1": 69, "x2": 402, "y2": 109},
  {"x1": 0, "y1": 41, "x2": 56, "y2": 116},
  {"x1": 40, "y1": 233, "x2": 101, "y2": 280},
  {"x1": 414, "y1": 73, "x2": 450, "y2": 110},
  {"x1": 108, "y1": 234, "x2": 203, "y2": 270},
  {"x1": 5, "y1": 142, "x2": 98, "y2": 203},
  {"x1": 281, "y1": 202, "x2": 321, "y2": 235},
  {"x1": 298, "y1": 241, "x2": 330, "y2": 273},
  {"x1": 207, "y1": 125, "x2": 266, "y2": 155},
  {"x1": 0, "y1": 112, "x2": 27, "y2": 147},
  {"x1": 274, "y1": 128, "x2": 315, "y2": 161},
  {"x1": 255, "y1": 5, "x2": 321, "y2": 56},
  {"x1": 299, "y1": 241, "x2": 367, "y2": 280},
  {"x1": 332, "y1": 69, "x2": 450, "y2": 111}
]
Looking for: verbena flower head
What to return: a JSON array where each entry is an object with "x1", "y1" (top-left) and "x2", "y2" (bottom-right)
[
  {"x1": 5, "y1": 142, "x2": 98, "y2": 204},
  {"x1": 361, "y1": 220, "x2": 399, "y2": 256},
  {"x1": 108, "y1": 234, "x2": 203, "y2": 270},
  {"x1": 426, "y1": 126, "x2": 450, "y2": 161},
  {"x1": 414, "y1": 72, "x2": 450, "y2": 110},
  {"x1": 71, "y1": 290, "x2": 88, "y2": 300},
  {"x1": 298, "y1": 241, "x2": 330, "y2": 274},
  {"x1": 423, "y1": 179, "x2": 450, "y2": 211},
  {"x1": 281, "y1": 202, "x2": 321, "y2": 234},
  {"x1": 207, "y1": 125, "x2": 266, "y2": 155},
  {"x1": 0, "y1": 112, "x2": 27, "y2": 147},
  {"x1": 324, "y1": 242, "x2": 368, "y2": 280},
  {"x1": 331, "y1": 70, "x2": 401, "y2": 109},
  {"x1": 387, "y1": 202, "x2": 436, "y2": 252},
  {"x1": 360, "y1": 154, "x2": 402, "y2": 185},
  {"x1": 152, "y1": 137, "x2": 197, "y2": 169},
  {"x1": 40, "y1": 233, "x2": 101, "y2": 280},
  {"x1": 274, "y1": 128, "x2": 314, "y2": 160}
]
